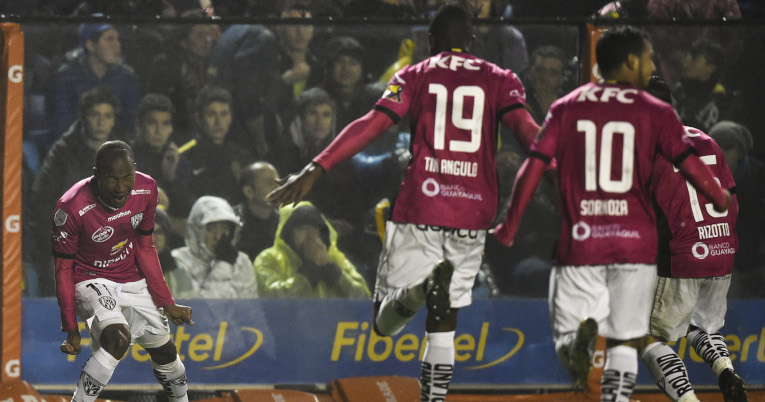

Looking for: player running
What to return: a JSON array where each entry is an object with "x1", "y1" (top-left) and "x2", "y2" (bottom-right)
[
  {"x1": 53, "y1": 141, "x2": 193, "y2": 401},
  {"x1": 266, "y1": 4, "x2": 540, "y2": 400},
  {"x1": 493, "y1": 26, "x2": 731, "y2": 401}
]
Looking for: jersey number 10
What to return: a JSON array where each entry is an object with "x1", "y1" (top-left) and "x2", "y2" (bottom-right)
[
  {"x1": 429, "y1": 84, "x2": 485, "y2": 153},
  {"x1": 578, "y1": 119, "x2": 635, "y2": 194}
]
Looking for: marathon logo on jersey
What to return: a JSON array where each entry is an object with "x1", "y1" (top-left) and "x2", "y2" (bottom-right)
[
  {"x1": 421, "y1": 179, "x2": 483, "y2": 201},
  {"x1": 108, "y1": 210, "x2": 132, "y2": 222},
  {"x1": 576, "y1": 86, "x2": 639, "y2": 104},
  {"x1": 132, "y1": 189, "x2": 151, "y2": 195},
  {"x1": 98, "y1": 296, "x2": 116, "y2": 310},
  {"x1": 571, "y1": 221, "x2": 640, "y2": 241},
  {"x1": 427, "y1": 54, "x2": 481, "y2": 71},
  {"x1": 79, "y1": 203, "x2": 96, "y2": 216},
  {"x1": 131, "y1": 213, "x2": 143, "y2": 229},
  {"x1": 382, "y1": 84, "x2": 403, "y2": 103},
  {"x1": 424, "y1": 157, "x2": 478, "y2": 177},
  {"x1": 54, "y1": 208, "x2": 68, "y2": 227},
  {"x1": 91, "y1": 226, "x2": 115, "y2": 243},
  {"x1": 691, "y1": 241, "x2": 735, "y2": 259},
  {"x1": 697, "y1": 222, "x2": 730, "y2": 240}
]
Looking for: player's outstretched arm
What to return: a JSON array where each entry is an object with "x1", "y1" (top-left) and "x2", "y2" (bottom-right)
[
  {"x1": 266, "y1": 162, "x2": 324, "y2": 207},
  {"x1": 493, "y1": 156, "x2": 548, "y2": 246},
  {"x1": 501, "y1": 107, "x2": 541, "y2": 154},
  {"x1": 163, "y1": 303, "x2": 194, "y2": 326}
]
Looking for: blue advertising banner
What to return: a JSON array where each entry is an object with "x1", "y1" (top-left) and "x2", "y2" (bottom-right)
[{"x1": 21, "y1": 298, "x2": 765, "y2": 387}]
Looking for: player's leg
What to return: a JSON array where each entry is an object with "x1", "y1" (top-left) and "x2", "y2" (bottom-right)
[
  {"x1": 640, "y1": 276, "x2": 701, "y2": 402},
  {"x1": 373, "y1": 222, "x2": 441, "y2": 336},
  {"x1": 420, "y1": 308, "x2": 458, "y2": 402},
  {"x1": 145, "y1": 340, "x2": 189, "y2": 402},
  {"x1": 72, "y1": 279, "x2": 130, "y2": 402},
  {"x1": 549, "y1": 265, "x2": 608, "y2": 388},
  {"x1": 686, "y1": 274, "x2": 747, "y2": 402},
  {"x1": 600, "y1": 263, "x2": 657, "y2": 401}
]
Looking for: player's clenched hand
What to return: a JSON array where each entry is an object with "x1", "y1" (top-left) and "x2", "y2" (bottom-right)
[
  {"x1": 61, "y1": 330, "x2": 81, "y2": 355},
  {"x1": 164, "y1": 303, "x2": 194, "y2": 326},
  {"x1": 491, "y1": 223, "x2": 515, "y2": 247},
  {"x1": 266, "y1": 162, "x2": 324, "y2": 207}
]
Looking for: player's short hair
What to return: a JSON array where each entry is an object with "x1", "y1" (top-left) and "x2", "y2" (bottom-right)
[
  {"x1": 646, "y1": 75, "x2": 673, "y2": 104},
  {"x1": 137, "y1": 93, "x2": 176, "y2": 122},
  {"x1": 78, "y1": 86, "x2": 121, "y2": 120},
  {"x1": 429, "y1": 4, "x2": 473, "y2": 53},
  {"x1": 596, "y1": 26, "x2": 650, "y2": 77},
  {"x1": 95, "y1": 140, "x2": 134, "y2": 170},
  {"x1": 195, "y1": 86, "x2": 233, "y2": 117}
]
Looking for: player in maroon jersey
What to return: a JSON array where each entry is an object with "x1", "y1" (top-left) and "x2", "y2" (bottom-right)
[
  {"x1": 266, "y1": 5, "x2": 540, "y2": 400},
  {"x1": 637, "y1": 76, "x2": 748, "y2": 402},
  {"x1": 493, "y1": 26, "x2": 731, "y2": 400},
  {"x1": 53, "y1": 141, "x2": 193, "y2": 401}
]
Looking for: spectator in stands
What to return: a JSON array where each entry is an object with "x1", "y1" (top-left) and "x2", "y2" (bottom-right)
[
  {"x1": 146, "y1": 22, "x2": 217, "y2": 142},
  {"x1": 673, "y1": 38, "x2": 736, "y2": 131},
  {"x1": 168, "y1": 195, "x2": 258, "y2": 298},
  {"x1": 47, "y1": 19, "x2": 141, "y2": 142},
  {"x1": 469, "y1": 0, "x2": 529, "y2": 73},
  {"x1": 522, "y1": 45, "x2": 570, "y2": 124},
  {"x1": 253, "y1": 201, "x2": 370, "y2": 298},
  {"x1": 234, "y1": 162, "x2": 281, "y2": 261},
  {"x1": 183, "y1": 86, "x2": 254, "y2": 205},
  {"x1": 709, "y1": 121, "x2": 765, "y2": 298},
  {"x1": 320, "y1": 36, "x2": 372, "y2": 128},
  {"x1": 154, "y1": 208, "x2": 184, "y2": 281},
  {"x1": 25, "y1": 86, "x2": 121, "y2": 297},
  {"x1": 130, "y1": 93, "x2": 195, "y2": 218},
  {"x1": 207, "y1": 23, "x2": 283, "y2": 162},
  {"x1": 282, "y1": 87, "x2": 336, "y2": 173}
]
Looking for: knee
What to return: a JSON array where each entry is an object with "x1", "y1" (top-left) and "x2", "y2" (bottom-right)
[
  {"x1": 100, "y1": 324, "x2": 131, "y2": 358},
  {"x1": 148, "y1": 341, "x2": 179, "y2": 365}
]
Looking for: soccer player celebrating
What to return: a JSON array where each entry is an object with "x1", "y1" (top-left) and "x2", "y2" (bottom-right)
[
  {"x1": 53, "y1": 141, "x2": 193, "y2": 401},
  {"x1": 638, "y1": 76, "x2": 748, "y2": 402},
  {"x1": 266, "y1": 5, "x2": 540, "y2": 400},
  {"x1": 493, "y1": 26, "x2": 731, "y2": 400}
]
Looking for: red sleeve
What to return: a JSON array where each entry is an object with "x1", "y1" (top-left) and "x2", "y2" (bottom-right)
[
  {"x1": 493, "y1": 156, "x2": 548, "y2": 245},
  {"x1": 313, "y1": 109, "x2": 395, "y2": 171},
  {"x1": 501, "y1": 107, "x2": 540, "y2": 154},
  {"x1": 677, "y1": 154, "x2": 730, "y2": 211},
  {"x1": 135, "y1": 234, "x2": 175, "y2": 307},
  {"x1": 54, "y1": 257, "x2": 78, "y2": 332}
]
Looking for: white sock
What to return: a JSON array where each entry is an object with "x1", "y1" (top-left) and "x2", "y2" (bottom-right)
[
  {"x1": 375, "y1": 284, "x2": 426, "y2": 336},
  {"x1": 601, "y1": 345, "x2": 637, "y2": 402},
  {"x1": 73, "y1": 348, "x2": 119, "y2": 402},
  {"x1": 640, "y1": 342, "x2": 697, "y2": 401},
  {"x1": 420, "y1": 331, "x2": 455, "y2": 402},
  {"x1": 152, "y1": 355, "x2": 189, "y2": 402},
  {"x1": 688, "y1": 329, "x2": 733, "y2": 376}
]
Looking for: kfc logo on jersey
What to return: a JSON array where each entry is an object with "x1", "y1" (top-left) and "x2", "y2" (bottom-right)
[
  {"x1": 92, "y1": 226, "x2": 114, "y2": 242},
  {"x1": 99, "y1": 296, "x2": 116, "y2": 310},
  {"x1": 383, "y1": 84, "x2": 403, "y2": 103},
  {"x1": 79, "y1": 203, "x2": 96, "y2": 216},
  {"x1": 54, "y1": 208, "x2": 68, "y2": 227},
  {"x1": 132, "y1": 213, "x2": 144, "y2": 229}
]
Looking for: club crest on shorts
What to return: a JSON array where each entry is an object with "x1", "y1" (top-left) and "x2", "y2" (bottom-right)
[
  {"x1": 99, "y1": 295, "x2": 116, "y2": 310},
  {"x1": 131, "y1": 213, "x2": 143, "y2": 229},
  {"x1": 54, "y1": 208, "x2": 68, "y2": 226}
]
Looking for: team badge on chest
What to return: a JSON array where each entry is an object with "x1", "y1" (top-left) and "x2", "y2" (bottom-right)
[{"x1": 131, "y1": 213, "x2": 143, "y2": 229}]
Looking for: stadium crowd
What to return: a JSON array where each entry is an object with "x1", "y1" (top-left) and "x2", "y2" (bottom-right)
[{"x1": 13, "y1": 0, "x2": 765, "y2": 301}]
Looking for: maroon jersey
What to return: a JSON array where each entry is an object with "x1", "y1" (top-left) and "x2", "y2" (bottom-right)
[
  {"x1": 532, "y1": 82, "x2": 695, "y2": 266},
  {"x1": 52, "y1": 172, "x2": 158, "y2": 283},
  {"x1": 375, "y1": 51, "x2": 527, "y2": 230},
  {"x1": 652, "y1": 127, "x2": 737, "y2": 278}
]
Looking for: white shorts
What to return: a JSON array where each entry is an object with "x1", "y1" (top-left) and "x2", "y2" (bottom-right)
[
  {"x1": 549, "y1": 264, "x2": 657, "y2": 341},
  {"x1": 374, "y1": 222, "x2": 486, "y2": 309},
  {"x1": 75, "y1": 278, "x2": 171, "y2": 350},
  {"x1": 650, "y1": 274, "x2": 731, "y2": 342}
]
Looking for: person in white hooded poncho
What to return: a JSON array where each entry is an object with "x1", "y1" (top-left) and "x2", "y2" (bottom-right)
[{"x1": 168, "y1": 196, "x2": 258, "y2": 298}]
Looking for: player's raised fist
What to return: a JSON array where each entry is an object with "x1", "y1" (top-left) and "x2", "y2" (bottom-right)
[{"x1": 60, "y1": 331, "x2": 82, "y2": 355}]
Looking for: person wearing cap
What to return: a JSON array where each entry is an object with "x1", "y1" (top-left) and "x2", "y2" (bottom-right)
[
  {"x1": 168, "y1": 196, "x2": 258, "y2": 299},
  {"x1": 709, "y1": 120, "x2": 765, "y2": 297},
  {"x1": 253, "y1": 201, "x2": 370, "y2": 298},
  {"x1": 47, "y1": 17, "x2": 141, "y2": 143}
]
